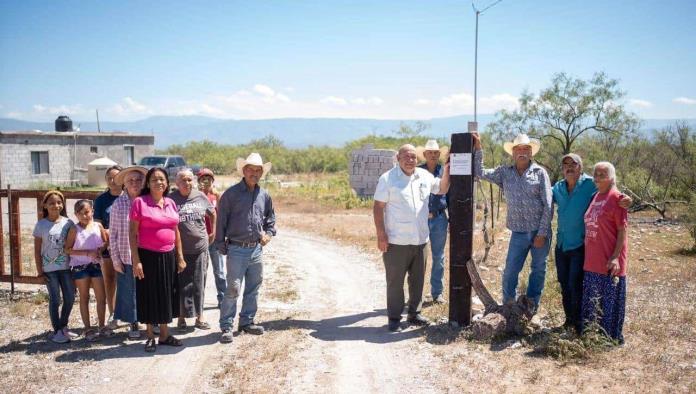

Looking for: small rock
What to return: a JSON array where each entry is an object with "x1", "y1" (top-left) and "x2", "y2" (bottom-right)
[
  {"x1": 471, "y1": 313, "x2": 506, "y2": 340},
  {"x1": 509, "y1": 340, "x2": 523, "y2": 349}
]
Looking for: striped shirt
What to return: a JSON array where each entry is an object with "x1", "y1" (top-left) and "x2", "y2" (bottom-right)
[
  {"x1": 473, "y1": 150, "x2": 553, "y2": 237},
  {"x1": 109, "y1": 192, "x2": 134, "y2": 266}
]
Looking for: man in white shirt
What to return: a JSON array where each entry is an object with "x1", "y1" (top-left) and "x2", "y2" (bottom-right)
[{"x1": 373, "y1": 144, "x2": 450, "y2": 332}]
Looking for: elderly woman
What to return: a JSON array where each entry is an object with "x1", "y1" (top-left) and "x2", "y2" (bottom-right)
[
  {"x1": 109, "y1": 166, "x2": 146, "y2": 339},
  {"x1": 93, "y1": 164, "x2": 123, "y2": 328},
  {"x1": 129, "y1": 167, "x2": 186, "y2": 352},
  {"x1": 170, "y1": 169, "x2": 216, "y2": 330},
  {"x1": 197, "y1": 168, "x2": 226, "y2": 308},
  {"x1": 582, "y1": 161, "x2": 629, "y2": 343}
]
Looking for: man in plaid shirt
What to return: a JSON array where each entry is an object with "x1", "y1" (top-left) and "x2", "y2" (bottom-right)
[{"x1": 109, "y1": 166, "x2": 147, "y2": 339}]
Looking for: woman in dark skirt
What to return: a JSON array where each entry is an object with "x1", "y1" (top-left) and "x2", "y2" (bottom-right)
[
  {"x1": 581, "y1": 161, "x2": 629, "y2": 344},
  {"x1": 170, "y1": 169, "x2": 216, "y2": 330},
  {"x1": 129, "y1": 167, "x2": 186, "y2": 352}
]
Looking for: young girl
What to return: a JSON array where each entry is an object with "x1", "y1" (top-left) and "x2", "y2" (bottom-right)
[
  {"x1": 64, "y1": 199, "x2": 111, "y2": 341},
  {"x1": 33, "y1": 191, "x2": 76, "y2": 344}
]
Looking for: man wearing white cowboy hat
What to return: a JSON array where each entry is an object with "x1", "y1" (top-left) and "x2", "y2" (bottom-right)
[
  {"x1": 373, "y1": 144, "x2": 451, "y2": 332},
  {"x1": 216, "y1": 153, "x2": 276, "y2": 343},
  {"x1": 472, "y1": 133, "x2": 553, "y2": 311},
  {"x1": 417, "y1": 139, "x2": 449, "y2": 305}
]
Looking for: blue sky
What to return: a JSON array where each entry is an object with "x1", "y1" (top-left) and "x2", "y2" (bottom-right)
[{"x1": 1, "y1": 0, "x2": 695, "y2": 121}]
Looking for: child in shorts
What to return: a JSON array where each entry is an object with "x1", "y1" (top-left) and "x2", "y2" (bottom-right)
[{"x1": 64, "y1": 199, "x2": 111, "y2": 341}]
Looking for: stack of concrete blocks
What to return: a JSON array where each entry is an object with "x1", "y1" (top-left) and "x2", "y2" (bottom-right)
[{"x1": 349, "y1": 144, "x2": 396, "y2": 198}]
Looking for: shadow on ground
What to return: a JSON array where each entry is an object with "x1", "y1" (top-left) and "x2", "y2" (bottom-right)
[
  {"x1": 0, "y1": 330, "x2": 221, "y2": 362},
  {"x1": 263, "y1": 309, "x2": 427, "y2": 344}
]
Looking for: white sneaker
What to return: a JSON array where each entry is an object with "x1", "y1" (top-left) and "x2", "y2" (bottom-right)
[
  {"x1": 107, "y1": 314, "x2": 119, "y2": 330},
  {"x1": 127, "y1": 323, "x2": 141, "y2": 339},
  {"x1": 62, "y1": 327, "x2": 79, "y2": 339},
  {"x1": 51, "y1": 330, "x2": 69, "y2": 344}
]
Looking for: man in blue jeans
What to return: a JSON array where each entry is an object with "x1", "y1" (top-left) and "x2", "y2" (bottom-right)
[
  {"x1": 553, "y1": 153, "x2": 631, "y2": 332},
  {"x1": 473, "y1": 133, "x2": 553, "y2": 311},
  {"x1": 417, "y1": 139, "x2": 449, "y2": 304},
  {"x1": 216, "y1": 153, "x2": 276, "y2": 343}
]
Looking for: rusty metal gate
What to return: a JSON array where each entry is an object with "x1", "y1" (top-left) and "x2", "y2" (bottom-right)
[{"x1": 1, "y1": 187, "x2": 101, "y2": 288}]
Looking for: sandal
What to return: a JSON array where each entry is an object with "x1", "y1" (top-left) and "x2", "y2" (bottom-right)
[
  {"x1": 100, "y1": 327, "x2": 115, "y2": 338},
  {"x1": 144, "y1": 338, "x2": 157, "y2": 352},
  {"x1": 159, "y1": 335, "x2": 183, "y2": 347},
  {"x1": 85, "y1": 329, "x2": 99, "y2": 342},
  {"x1": 177, "y1": 320, "x2": 187, "y2": 330},
  {"x1": 194, "y1": 320, "x2": 211, "y2": 330}
]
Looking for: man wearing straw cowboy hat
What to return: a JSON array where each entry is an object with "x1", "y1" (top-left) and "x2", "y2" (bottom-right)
[
  {"x1": 416, "y1": 139, "x2": 449, "y2": 305},
  {"x1": 472, "y1": 133, "x2": 553, "y2": 311},
  {"x1": 216, "y1": 153, "x2": 276, "y2": 343}
]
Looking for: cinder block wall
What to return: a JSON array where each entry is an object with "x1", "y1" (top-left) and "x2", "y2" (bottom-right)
[
  {"x1": 348, "y1": 144, "x2": 396, "y2": 197},
  {"x1": 0, "y1": 143, "x2": 74, "y2": 188}
]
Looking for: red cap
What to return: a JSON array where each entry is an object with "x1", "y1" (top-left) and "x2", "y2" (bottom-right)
[{"x1": 197, "y1": 168, "x2": 215, "y2": 180}]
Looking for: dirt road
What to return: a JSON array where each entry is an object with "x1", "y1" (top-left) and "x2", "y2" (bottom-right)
[
  {"x1": 19, "y1": 228, "x2": 443, "y2": 393},
  {"x1": 267, "y1": 229, "x2": 441, "y2": 393}
]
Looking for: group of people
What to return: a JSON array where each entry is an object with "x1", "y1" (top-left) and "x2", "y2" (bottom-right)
[
  {"x1": 33, "y1": 153, "x2": 276, "y2": 351},
  {"x1": 374, "y1": 133, "x2": 630, "y2": 343},
  {"x1": 33, "y1": 132, "x2": 630, "y2": 350}
]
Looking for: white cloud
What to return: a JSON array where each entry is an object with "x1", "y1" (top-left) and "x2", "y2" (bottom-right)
[
  {"x1": 413, "y1": 99, "x2": 432, "y2": 106},
  {"x1": 673, "y1": 97, "x2": 696, "y2": 105},
  {"x1": 5, "y1": 111, "x2": 23, "y2": 118},
  {"x1": 107, "y1": 97, "x2": 152, "y2": 116},
  {"x1": 438, "y1": 92, "x2": 518, "y2": 113},
  {"x1": 253, "y1": 84, "x2": 291, "y2": 103},
  {"x1": 32, "y1": 103, "x2": 85, "y2": 115},
  {"x1": 320, "y1": 96, "x2": 348, "y2": 106},
  {"x1": 253, "y1": 84, "x2": 275, "y2": 97},
  {"x1": 628, "y1": 99, "x2": 653, "y2": 108},
  {"x1": 350, "y1": 97, "x2": 384, "y2": 106}
]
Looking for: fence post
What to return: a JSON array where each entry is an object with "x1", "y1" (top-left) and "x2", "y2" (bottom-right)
[
  {"x1": 8, "y1": 184, "x2": 14, "y2": 295},
  {"x1": 448, "y1": 131, "x2": 474, "y2": 326}
]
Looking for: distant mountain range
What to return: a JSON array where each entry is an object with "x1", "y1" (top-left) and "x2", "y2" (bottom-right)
[{"x1": 1, "y1": 115, "x2": 693, "y2": 148}]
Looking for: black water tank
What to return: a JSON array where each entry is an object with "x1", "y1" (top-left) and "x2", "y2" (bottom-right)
[{"x1": 55, "y1": 115, "x2": 73, "y2": 132}]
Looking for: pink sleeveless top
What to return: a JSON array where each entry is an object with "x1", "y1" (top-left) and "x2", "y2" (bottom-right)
[{"x1": 70, "y1": 222, "x2": 105, "y2": 267}]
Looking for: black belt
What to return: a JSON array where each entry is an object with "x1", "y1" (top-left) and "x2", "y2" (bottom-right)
[{"x1": 228, "y1": 239, "x2": 259, "y2": 248}]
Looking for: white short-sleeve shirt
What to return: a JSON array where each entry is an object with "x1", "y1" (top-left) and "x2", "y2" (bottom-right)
[{"x1": 374, "y1": 166, "x2": 441, "y2": 245}]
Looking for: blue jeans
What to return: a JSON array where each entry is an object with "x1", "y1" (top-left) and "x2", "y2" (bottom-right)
[
  {"x1": 219, "y1": 244, "x2": 263, "y2": 330},
  {"x1": 555, "y1": 245, "x2": 585, "y2": 330},
  {"x1": 114, "y1": 264, "x2": 137, "y2": 323},
  {"x1": 44, "y1": 270, "x2": 75, "y2": 333},
  {"x1": 428, "y1": 213, "x2": 448, "y2": 298},
  {"x1": 503, "y1": 231, "x2": 551, "y2": 307},
  {"x1": 208, "y1": 243, "x2": 227, "y2": 306}
]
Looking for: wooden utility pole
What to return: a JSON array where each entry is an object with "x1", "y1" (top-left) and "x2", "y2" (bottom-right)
[{"x1": 448, "y1": 127, "x2": 475, "y2": 326}]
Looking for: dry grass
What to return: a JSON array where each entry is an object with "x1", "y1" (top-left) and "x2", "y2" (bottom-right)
[
  {"x1": 211, "y1": 316, "x2": 306, "y2": 394},
  {"x1": 273, "y1": 174, "x2": 696, "y2": 392}
]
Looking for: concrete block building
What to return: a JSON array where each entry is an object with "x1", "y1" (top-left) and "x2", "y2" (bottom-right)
[
  {"x1": 348, "y1": 144, "x2": 396, "y2": 197},
  {"x1": 0, "y1": 130, "x2": 154, "y2": 189}
]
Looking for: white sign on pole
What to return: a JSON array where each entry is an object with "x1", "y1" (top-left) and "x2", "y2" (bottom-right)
[{"x1": 450, "y1": 153, "x2": 472, "y2": 176}]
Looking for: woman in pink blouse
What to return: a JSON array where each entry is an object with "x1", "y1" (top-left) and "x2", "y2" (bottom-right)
[
  {"x1": 129, "y1": 167, "x2": 186, "y2": 352},
  {"x1": 582, "y1": 161, "x2": 629, "y2": 344}
]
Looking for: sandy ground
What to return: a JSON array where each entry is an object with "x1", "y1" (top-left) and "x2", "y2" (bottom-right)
[
  {"x1": 3, "y1": 205, "x2": 695, "y2": 393},
  {"x1": 1, "y1": 227, "x2": 447, "y2": 393}
]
